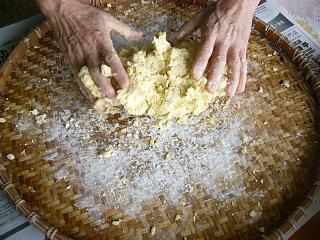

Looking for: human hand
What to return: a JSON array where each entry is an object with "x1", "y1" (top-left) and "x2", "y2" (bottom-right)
[
  {"x1": 171, "y1": 0, "x2": 259, "y2": 96},
  {"x1": 36, "y1": 0, "x2": 143, "y2": 103}
]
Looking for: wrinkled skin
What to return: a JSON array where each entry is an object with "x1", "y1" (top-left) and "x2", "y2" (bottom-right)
[
  {"x1": 36, "y1": 0, "x2": 143, "y2": 103},
  {"x1": 171, "y1": 0, "x2": 259, "y2": 96}
]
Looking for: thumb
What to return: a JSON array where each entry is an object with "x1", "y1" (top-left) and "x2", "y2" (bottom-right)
[
  {"x1": 170, "y1": 8, "x2": 207, "y2": 43},
  {"x1": 107, "y1": 15, "x2": 143, "y2": 41}
]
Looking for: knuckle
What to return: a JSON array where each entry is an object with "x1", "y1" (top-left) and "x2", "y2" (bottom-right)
[
  {"x1": 213, "y1": 53, "x2": 226, "y2": 62},
  {"x1": 218, "y1": 40, "x2": 229, "y2": 48},
  {"x1": 201, "y1": 42, "x2": 212, "y2": 52},
  {"x1": 105, "y1": 87, "x2": 115, "y2": 98},
  {"x1": 231, "y1": 59, "x2": 241, "y2": 65},
  {"x1": 105, "y1": 52, "x2": 117, "y2": 63},
  {"x1": 87, "y1": 60, "x2": 99, "y2": 69}
]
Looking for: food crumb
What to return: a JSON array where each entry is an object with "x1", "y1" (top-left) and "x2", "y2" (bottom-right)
[
  {"x1": 193, "y1": 212, "x2": 198, "y2": 222},
  {"x1": 6, "y1": 154, "x2": 15, "y2": 161},
  {"x1": 149, "y1": 138, "x2": 156, "y2": 145},
  {"x1": 99, "y1": 149, "x2": 113, "y2": 158},
  {"x1": 164, "y1": 153, "x2": 171, "y2": 160},
  {"x1": 258, "y1": 87, "x2": 264, "y2": 94},
  {"x1": 241, "y1": 146, "x2": 247, "y2": 154},
  {"x1": 280, "y1": 80, "x2": 290, "y2": 88},
  {"x1": 150, "y1": 226, "x2": 156, "y2": 235},
  {"x1": 31, "y1": 109, "x2": 39, "y2": 116},
  {"x1": 249, "y1": 210, "x2": 259, "y2": 218},
  {"x1": 175, "y1": 214, "x2": 182, "y2": 221},
  {"x1": 208, "y1": 116, "x2": 215, "y2": 126},
  {"x1": 36, "y1": 114, "x2": 47, "y2": 124},
  {"x1": 112, "y1": 219, "x2": 122, "y2": 225},
  {"x1": 259, "y1": 227, "x2": 265, "y2": 233},
  {"x1": 241, "y1": 135, "x2": 249, "y2": 144}
]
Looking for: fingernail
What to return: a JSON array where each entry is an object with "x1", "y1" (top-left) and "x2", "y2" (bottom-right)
[
  {"x1": 123, "y1": 79, "x2": 130, "y2": 89},
  {"x1": 112, "y1": 98, "x2": 120, "y2": 106},
  {"x1": 227, "y1": 88, "x2": 235, "y2": 97},
  {"x1": 208, "y1": 82, "x2": 215, "y2": 93},
  {"x1": 170, "y1": 32, "x2": 179, "y2": 42},
  {"x1": 193, "y1": 67, "x2": 203, "y2": 79}
]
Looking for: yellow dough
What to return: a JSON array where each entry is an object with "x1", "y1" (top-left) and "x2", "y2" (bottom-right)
[{"x1": 78, "y1": 32, "x2": 227, "y2": 121}]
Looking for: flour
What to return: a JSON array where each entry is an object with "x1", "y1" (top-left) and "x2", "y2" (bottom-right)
[{"x1": 46, "y1": 93, "x2": 260, "y2": 217}]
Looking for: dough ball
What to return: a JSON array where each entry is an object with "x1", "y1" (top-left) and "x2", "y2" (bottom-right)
[{"x1": 79, "y1": 32, "x2": 227, "y2": 121}]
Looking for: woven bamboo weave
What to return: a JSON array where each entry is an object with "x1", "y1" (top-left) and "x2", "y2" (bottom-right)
[{"x1": 0, "y1": 1, "x2": 320, "y2": 240}]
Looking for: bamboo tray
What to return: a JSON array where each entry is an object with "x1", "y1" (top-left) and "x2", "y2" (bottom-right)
[{"x1": 1, "y1": 1, "x2": 320, "y2": 240}]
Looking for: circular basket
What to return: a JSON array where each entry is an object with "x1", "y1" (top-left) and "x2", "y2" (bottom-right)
[{"x1": 0, "y1": 1, "x2": 320, "y2": 240}]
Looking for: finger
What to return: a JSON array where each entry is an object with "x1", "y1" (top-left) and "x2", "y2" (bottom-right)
[
  {"x1": 74, "y1": 74, "x2": 96, "y2": 103},
  {"x1": 192, "y1": 35, "x2": 215, "y2": 79},
  {"x1": 106, "y1": 15, "x2": 143, "y2": 41},
  {"x1": 85, "y1": 50, "x2": 116, "y2": 101},
  {"x1": 226, "y1": 47, "x2": 241, "y2": 97},
  {"x1": 207, "y1": 44, "x2": 228, "y2": 93},
  {"x1": 170, "y1": 8, "x2": 207, "y2": 43},
  {"x1": 236, "y1": 49, "x2": 247, "y2": 94},
  {"x1": 88, "y1": 66, "x2": 116, "y2": 101},
  {"x1": 101, "y1": 37, "x2": 130, "y2": 89}
]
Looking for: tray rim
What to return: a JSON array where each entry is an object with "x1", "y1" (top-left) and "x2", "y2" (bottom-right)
[{"x1": 0, "y1": 3, "x2": 320, "y2": 240}]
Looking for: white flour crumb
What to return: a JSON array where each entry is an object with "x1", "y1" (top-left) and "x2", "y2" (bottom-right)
[
  {"x1": 36, "y1": 114, "x2": 47, "y2": 124},
  {"x1": 16, "y1": 112, "x2": 34, "y2": 132},
  {"x1": 6, "y1": 154, "x2": 15, "y2": 161},
  {"x1": 30, "y1": 108, "x2": 40, "y2": 116}
]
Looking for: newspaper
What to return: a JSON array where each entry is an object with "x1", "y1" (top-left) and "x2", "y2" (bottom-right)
[
  {"x1": 255, "y1": 0, "x2": 320, "y2": 68},
  {"x1": 0, "y1": 1, "x2": 320, "y2": 239}
]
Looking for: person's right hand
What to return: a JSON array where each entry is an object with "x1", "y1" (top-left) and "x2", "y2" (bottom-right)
[
  {"x1": 36, "y1": 0, "x2": 143, "y2": 103},
  {"x1": 170, "y1": 0, "x2": 259, "y2": 97}
]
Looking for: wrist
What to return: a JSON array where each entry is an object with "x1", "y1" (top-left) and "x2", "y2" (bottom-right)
[{"x1": 35, "y1": 0, "x2": 77, "y2": 17}]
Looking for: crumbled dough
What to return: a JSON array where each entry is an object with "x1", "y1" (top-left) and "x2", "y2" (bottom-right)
[
  {"x1": 35, "y1": 114, "x2": 47, "y2": 124},
  {"x1": 249, "y1": 210, "x2": 257, "y2": 218},
  {"x1": 164, "y1": 152, "x2": 171, "y2": 160},
  {"x1": 208, "y1": 116, "x2": 215, "y2": 126},
  {"x1": 112, "y1": 219, "x2": 122, "y2": 225},
  {"x1": 79, "y1": 32, "x2": 227, "y2": 121},
  {"x1": 6, "y1": 154, "x2": 15, "y2": 160},
  {"x1": 150, "y1": 226, "x2": 156, "y2": 236},
  {"x1": 149, "y1": 138, "x2": 156, "y2": 145},
  {"x1": 175, "y1": 214, "x2": 182, "y2": 221},
  {"x1": 98, "y1": 149, "x2": 113, "y2": 158},
  {"x1": 281, "y1": 80, "x2": 290, "y2": 88},
  {"x1": 31, "y1": 109, "x2": 40, "y2": 116},
  {"x1": 241, "y1": 135, "x2": 249, "y2": 144}
]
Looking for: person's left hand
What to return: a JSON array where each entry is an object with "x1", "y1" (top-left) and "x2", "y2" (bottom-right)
[{"x1": 170, "y1": 0, "x2": 260, "y2": 96}]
